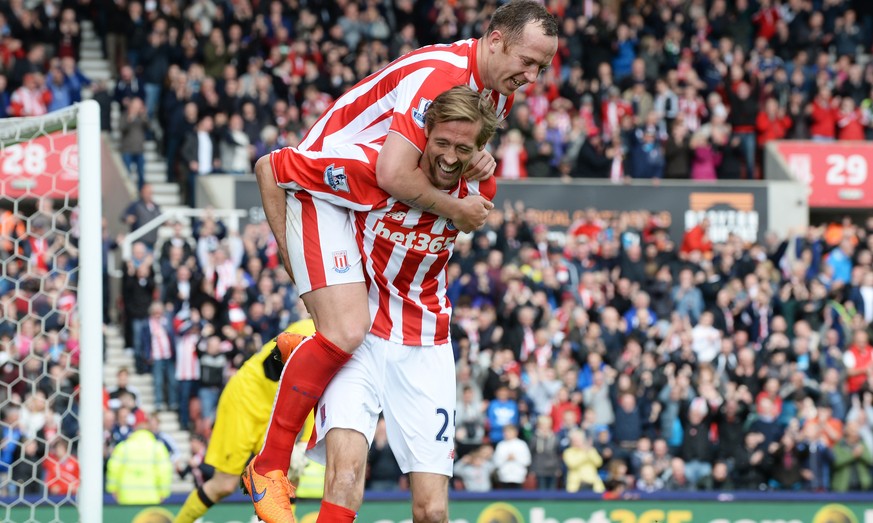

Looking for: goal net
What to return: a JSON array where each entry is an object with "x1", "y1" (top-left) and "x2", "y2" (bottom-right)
[{"x1": 0, "y1": 101, "x2": 102, "y2": 523}]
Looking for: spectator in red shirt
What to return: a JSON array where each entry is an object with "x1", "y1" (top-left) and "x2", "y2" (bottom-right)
[
  {"x1": 44, "y1": 439, "x2": 80, "y2": 496},
  {"x1": 550, "y1": 386, "x2": 582, "y2": 434},
  {"x1": 756, "y1": 97, "x2": 793, "y2": 146},
  {"x1": 601, "y1": 86, "x2": 633, "y2": 140},
  {"x1": 8, "y1": 72, "x2": 51, "y2": 117},
  {"x1": 681, "y1": 218, "x2": 713, "y2": 256},
  {"x1": 752, "y1": 0, "x2": 781, "y2": 41},
  {"x1": 808, "y1": 87, "x2": 839, "y2": 141},
  {"x1": 568, "y1": 209, "x2": 605, "y2": 241},
  {"x1": 117, "y1": 391, "x2": 148, "y2": 426},
  {"x1": 835, "y1": 97, "x2": 867, "y2": 140},
  {"x1": 755, "y1": 377, "x2": 784, "y2": 418},
  {"x1": 845, "y1": 329, "x2": 873, "y2": 397}
]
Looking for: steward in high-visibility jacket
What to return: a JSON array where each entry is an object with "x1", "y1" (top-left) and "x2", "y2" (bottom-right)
[
  {"x1": 295, "y1": 455, "x2": 326, "y2": 500},
  {"x1": 106, "y1": 422, "x2": 173, "y2": 504}
]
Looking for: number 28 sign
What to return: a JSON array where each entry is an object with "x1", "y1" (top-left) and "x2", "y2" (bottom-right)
[
  {"x1": 774, "y1": 141, "x2": 872, "y2": 208},
  {"x1": 0, "y1": 132, "x2": 79, "y2": 199}
]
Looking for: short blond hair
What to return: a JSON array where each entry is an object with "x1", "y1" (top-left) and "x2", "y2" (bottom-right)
[{"x1": 425, "y1": 85, "x2": 498, "y2": 149}]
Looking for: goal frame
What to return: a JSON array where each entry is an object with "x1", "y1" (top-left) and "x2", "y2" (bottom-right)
[
  {"x1": 76, "y1": 100, "x2": 103, "y2": 523},
  {"x1": 0, "y1": 100, "x2": 103, "y2": 523}
]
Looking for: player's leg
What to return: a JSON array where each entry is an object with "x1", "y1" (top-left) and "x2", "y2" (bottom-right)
[
  {"x1": 252, "y1": 193, "x2": 369, "y2": 476},
  {"x1": 246, "y1": 151, "x2": 371, "y2": 522},
  {"x1": 173, "y1": 471, "x2": 238, "y2": 523},
  {"x1": 381, "y1": 341, "x2": 457, "y2": 523},
  {"x1": 409, "y1": 473, "x2": 450, "y2": 523},
  {"x1": 304, "y1": 337, "x2": 382, "y2": 522},
  {"x1": 201, "y1": 470, "x2": 240, "y2": 501},
  {"x1": 176, "y1": 374, "x2": 254, "y2": 523},
  {"x1": 317, "y1": 428, "x2": 367, "y2": 522}
]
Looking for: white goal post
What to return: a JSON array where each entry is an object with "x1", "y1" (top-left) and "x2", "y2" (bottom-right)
[{"x1": 0, "y1": 100, "x2": 102, "y2": 523}]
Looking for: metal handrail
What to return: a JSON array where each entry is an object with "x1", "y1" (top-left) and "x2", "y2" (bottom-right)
[{"x1": 120, "y1": 208, "x2": 247, "y2": 260}]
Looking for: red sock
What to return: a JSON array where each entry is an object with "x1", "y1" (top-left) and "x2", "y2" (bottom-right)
[
  {"x1": 316, "y1": 501, "x2": 357, "y2": 522},
  {"x1": 256, "y1": 332, "x2": 351, "y2": 474}
]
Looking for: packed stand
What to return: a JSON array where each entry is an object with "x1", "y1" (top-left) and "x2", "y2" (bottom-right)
[
  {"x1": 445, "y1": 208, "x2": 873, "y2": 493},
  {"x1": 64, "y1": 0, "x2": 873, "y2": 194},
  {"x1": 0, "y1": 202, "x2": 82, "y2": 498},
  {"x1": 494, "y1": 0, "x2": 873, "y2": 181},
  {"x1": 0, "y1": 0, "x2": 106, "y2": 500},
  {"x1": 103, "y1": 0, "x2": 873, "y2": 495},
  {"x1": 122, "y1": 191, "x2": 873, "y2": 493},
  {"x1": 0, "y1": 0, "x2": 95, "y2": 119}
]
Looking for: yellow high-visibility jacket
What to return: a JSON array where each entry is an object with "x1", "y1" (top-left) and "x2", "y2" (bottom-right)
[{"x1": 106, "y1": 428, "x2": 172, "y2": 504}]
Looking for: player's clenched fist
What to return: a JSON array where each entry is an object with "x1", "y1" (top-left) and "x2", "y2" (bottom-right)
[{"x1": 452, "y1": 194, "x2": 495, "y2": 233}]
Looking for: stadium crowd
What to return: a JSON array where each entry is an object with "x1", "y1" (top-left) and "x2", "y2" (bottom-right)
[
  {"x1": 112, "y1": 201, "x2": 873, "y2": 494},
  {"x1": 2, "y1": 0, "x2": 873, "y2": 501},
  {"x1": 4, "y1": 0, "x2": 873, "y2": 189},
  {"x1": 0, "y1": 202, "x2": 82, "y2": 497}
]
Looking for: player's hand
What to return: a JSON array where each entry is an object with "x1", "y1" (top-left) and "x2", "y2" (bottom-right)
[
  {"x1": 452, "y1": 195, "x2": 494, "y2": 233},
  {"x1": 264, "y1": 346, "x2": 285, "y2": 381},
  {"x1": 463, "y1": 149, "x2": 496, "y2": 181}
]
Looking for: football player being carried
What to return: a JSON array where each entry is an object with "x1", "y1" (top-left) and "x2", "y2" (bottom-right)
[
  {"x1": 244, "y1": 2, "x2": 557, "y2": 521},
  {"x1": 247, "y1": 86, "x2": 498, "y2": 522}
]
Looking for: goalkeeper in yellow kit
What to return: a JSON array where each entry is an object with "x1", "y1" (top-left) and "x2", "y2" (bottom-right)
[{"x1": 174, "y1": 318, "x2": 316, "y2": 523}]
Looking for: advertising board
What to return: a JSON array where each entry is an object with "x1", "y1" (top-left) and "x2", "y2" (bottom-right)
[
  {"x1": 0, "y1": 131, "x2": 78, "y2": 199},
  {"x1": 773, "y1": 141, "x2": 873, "y2": 208},
  {"x1": 235, "y1": 178, "x2": 770, "y2": 242},
  {"x1": 14, "y1": 498, "x2": 871, "y2": 523}
]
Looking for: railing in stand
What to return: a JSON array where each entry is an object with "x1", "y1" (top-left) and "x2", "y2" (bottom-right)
[{"x1": 120, "y1": 208, "x2": 247, "y2": 261}]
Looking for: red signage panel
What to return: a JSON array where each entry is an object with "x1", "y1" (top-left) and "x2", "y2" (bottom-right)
[
  {"x1": 0, "y1": 131, "x2": 79, "y2": 199},
  {"x1": 774, "y1": 141, "x2": 873, "y2": 208}
]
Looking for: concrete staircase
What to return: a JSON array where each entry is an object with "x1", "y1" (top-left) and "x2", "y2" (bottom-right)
[
  {"x1": 108, "y1": 108, "x2": 185, "y2": 211},
  {"x1": 78, "y1": 19, "x2": 195, "y2": 494},
  {"x1": 77, "y1": 20, "x2": 111, "y2": 86},
  {"x1": 103, "y1": 326, "x2": 195, "y2": 493},
  {"x1": 78, "y1": 20, "x2": 185, "y2": 211}
]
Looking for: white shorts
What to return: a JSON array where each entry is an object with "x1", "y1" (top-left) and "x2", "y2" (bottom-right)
[
  {"x1": 306, "y1": 333, "x2": 457, "y2": 476},
  {"x1": 285, "y1": 191, "x2": 364, "y2": 295}
]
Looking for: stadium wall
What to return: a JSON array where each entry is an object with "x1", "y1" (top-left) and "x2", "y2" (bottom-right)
[
  {"x1": 101, "y1": 133, "x2": 134, "y2": 239},
  {"x1": 216, "y1": 177, "x2": 808, "y2": 243}
]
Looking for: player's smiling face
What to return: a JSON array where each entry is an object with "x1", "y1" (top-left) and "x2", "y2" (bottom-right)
[
  {"x1": 486, "y1": 24, "x2": 557, "y2": 96},
  {"x1": 421, "y1": 120, "x2": 481, "y2": 190}
]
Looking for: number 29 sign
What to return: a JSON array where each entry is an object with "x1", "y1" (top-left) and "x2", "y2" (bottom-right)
[
  {"x1": 775, "y1": 141, "x2": 872, "y2": 209},
  {"x1": 0, "y1": 132, "x2": 79, "y2": 199}
]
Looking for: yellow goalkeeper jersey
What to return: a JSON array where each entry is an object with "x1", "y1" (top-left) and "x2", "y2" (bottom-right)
[{"x1": 205, "y1": 318, "x2": 316, "y2": 474}]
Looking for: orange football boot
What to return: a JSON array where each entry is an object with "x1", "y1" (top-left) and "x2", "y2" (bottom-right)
[
  {"x1": 276, "y1": 332, "x2": 306, "y2": 364},
  {"x1": 241, "y1": 456, "x2": 296, "y2": 523}
]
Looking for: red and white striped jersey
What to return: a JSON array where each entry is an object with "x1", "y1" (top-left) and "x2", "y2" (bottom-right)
[
  {"x1": 149, "y1": 317, "x2": 173, "y2": 361},
  {"x1": 274, "y1": 141, "x2": 497, "y2": 345},
  {"x1": 175, "y1": 334, "x2": 201, "y2": 381},
  {"x1": 271, "y1": 143, "x2": 388, "y2": 211},
  {"x1": 296, "y1": 39, "x2": 511, "y2": 155},
  {"x1": 356, "y1": 177, "x2": 496, "y2": 347}
]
